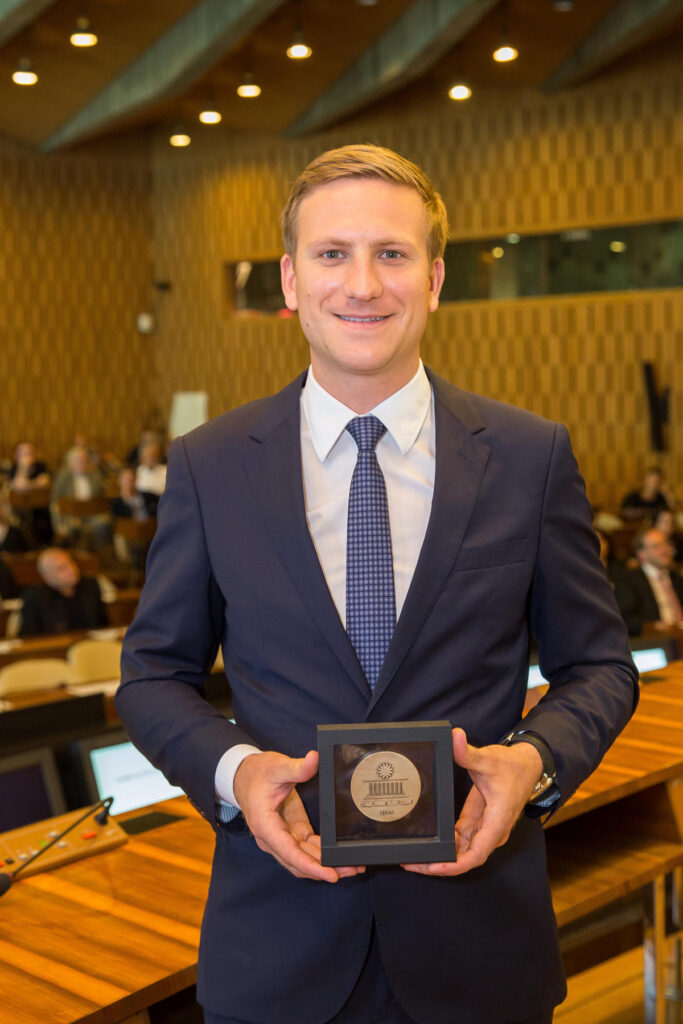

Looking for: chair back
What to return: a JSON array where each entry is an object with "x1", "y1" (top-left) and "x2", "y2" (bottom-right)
[
  {"x1": 66, "y1": 639, "x2": 122, "y2": 683},
  {"x1": 0, "y1": 658, "x2": 81, "y2": 696},
  {"x1": 113, "y1": 517, "x2": 157, "y2": 543},
  {"x1": 57, "y1": 497, "x2": 111, "y2": 518},
  {"x1": 8, "y1": 487, "x2": 50, "y2": 510}
]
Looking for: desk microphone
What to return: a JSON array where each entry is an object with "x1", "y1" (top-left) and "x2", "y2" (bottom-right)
[{"x1": 0, "y1": 796, "x2": 113, "y2": 898}]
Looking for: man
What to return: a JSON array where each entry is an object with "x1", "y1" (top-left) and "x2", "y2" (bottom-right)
[
  {"x1": 117, "y1": 145, "x2": 637, "y2": 1024},
  {"x1": 20, "y1": 548, "x2": 108, "y2": 636},
  {"x1": 51, "y1": 446, "x2": 110, "y2": 549},
  {"x1": 620, "y1": 466, "x2": 675, "y2": 521},
  {"x1": 615, "y1": 527, "x2": 683, "y2": 635}
]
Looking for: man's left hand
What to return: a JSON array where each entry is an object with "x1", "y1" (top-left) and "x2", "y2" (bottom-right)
[{"x1": 402, "y1": 727, "x2": 543, "y2": 877}]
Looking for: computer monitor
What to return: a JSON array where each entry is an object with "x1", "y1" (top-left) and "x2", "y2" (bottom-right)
[
  {"x1": 74, "y1": 730, "x2": 184, "y2": 815},
  {"x1": 528, "y1": 638, "x2": 676, "y2": 691},
  {"x1": 0, "y1": 748, "x2": 67, "y2": 832}
]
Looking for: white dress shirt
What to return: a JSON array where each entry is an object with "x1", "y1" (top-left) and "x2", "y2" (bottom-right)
[
  {"x1": 215, "y1": 363, "x2": 436, "y2": 811},
  {"x1": 642, "y1": 562, "x2": 683, "y2": 624}
]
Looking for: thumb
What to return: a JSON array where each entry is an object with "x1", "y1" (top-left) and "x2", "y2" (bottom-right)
[
  {"x1": 292, "y1": 749, "x2": 319, "y2": 783},
  {"x1": 452, "y1": 727, "x2": 478, "y2": 770}
]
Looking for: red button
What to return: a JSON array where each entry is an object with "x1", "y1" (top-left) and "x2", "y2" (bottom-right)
[{"x1": 81, "y1": 830, "x2": 97, "y2": 840}]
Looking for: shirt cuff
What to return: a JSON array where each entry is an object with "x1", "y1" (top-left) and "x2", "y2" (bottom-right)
[{"x1": 214, "y1": 743, "x2": 261, "y2": 816}]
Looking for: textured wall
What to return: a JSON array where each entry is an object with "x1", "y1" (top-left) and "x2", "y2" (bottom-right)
[
  {"x1": 0, "y1": 134, "x2": 154, "y2": 470},
  {"x1": 149, "y1": 53, "x2": 683, "y2": 511}
]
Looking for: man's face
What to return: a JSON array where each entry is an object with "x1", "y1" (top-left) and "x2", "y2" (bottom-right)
[
  {"x1": 70, "y1": 450, "x2": 88, "y2": 474},
  {"x1": 637, "y1": 529, "x2": 674, "y2": 571},
  {"x1": 16, "y1": 443, "x2": 34, "y2": 466},
  {"x1": 280, "y1": 178, "x2": 444, "y2": 401},
  {"x1": 41, "y1": 551, "x2": 81, "y2": 593}
]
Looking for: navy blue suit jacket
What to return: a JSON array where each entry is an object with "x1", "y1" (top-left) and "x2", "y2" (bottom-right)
[{"x1": 117, "y1": 369, "x2": 637, "y2": 1024}]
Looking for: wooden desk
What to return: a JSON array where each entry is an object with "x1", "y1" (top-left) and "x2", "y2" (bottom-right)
[
  {"x1": 3, "y1": 667, "x2": 683, "y2": 1024},
  {"x1": 0, "y1": 800, "x2": 211, "y2": 1024}
]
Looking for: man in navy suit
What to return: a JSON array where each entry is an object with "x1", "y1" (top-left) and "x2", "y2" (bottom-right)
[{"x1": 117, "y1": 145, "x2": 637, "y2": 1024}]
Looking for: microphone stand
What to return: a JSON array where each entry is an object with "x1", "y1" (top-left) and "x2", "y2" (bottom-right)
[{"x1": 0, "y1": 796, "x2": 114, "y2": 897}]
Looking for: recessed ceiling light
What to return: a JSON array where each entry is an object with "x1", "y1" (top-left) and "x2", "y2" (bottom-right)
[
  {"x1": 199, "y1": 108, "x2": 222, "y2": 124},
  {"x1": 12, "y1": 57, "x2": 37, "y2": 85},
  {"x1": 170, "y1": 128, "x2": 191, "y2": 147},
  {"x1": 70, "y1": 15, "x2": 98, "y2": 47},
  {"x1": 237, "y1": 72, "x2": 261, "y2": 98},
  {"x1": 448, "y1": 83, "x2": 472, "y2": 101},
  {"x1": 493, "y1": 44, "x2": 518, "y2": 62}
]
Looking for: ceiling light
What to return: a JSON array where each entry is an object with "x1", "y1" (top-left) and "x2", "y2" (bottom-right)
[
  {"x1": 169, "y1": 128, "x2": 191, "y2": 147},
  {"x1": 237, "y1": 72, "x2": 261, "y2": 98},
  {"x1": 493, "y1": 1, "x2": 518, "y2": 63},
  {"x1": 506, "y1": 233, "x2": 520, "y2": 244},
  {"x1": 553, "y1": 1, "x2": 574, "y2": 10},
  {"x1": 448, "y1": 83, "x2": 472, "y2": 101},
  {"x1": 492, "y1": 246, "x2": 505, "y2": 259},
  {"x1": 287, "y1": 31, "x2": 312, "y2": 60},
  {"x1": 609, "y1": 241, "x2": 627, "y2": 254},
  {"x1": 493, "y1": 44, "x2": 518, "y2": 62},
  {"x1": 70, "y1": 15, "x2": 98, "y2": 47},
  {"x1": 199, "y1": 108, "x2": 222, "y2": 124},
  {"x1": 12, "y1": 57, "x2": 37, "y2": 86}
]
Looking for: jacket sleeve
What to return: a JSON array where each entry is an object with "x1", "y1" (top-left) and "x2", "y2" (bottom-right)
[
  {"x1": 520, "y1": 424, "x2": 639, "y2": 807},
  {"x1": 115, "y1": 437, "x2": 259, "y2": 824}
]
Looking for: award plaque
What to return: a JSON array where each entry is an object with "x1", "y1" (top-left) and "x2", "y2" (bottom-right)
[{"x1": 317, "y1": 721, "x2": 456, "y2": 866}]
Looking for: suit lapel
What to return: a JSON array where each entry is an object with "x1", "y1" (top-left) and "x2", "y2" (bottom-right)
[
  {"x1": 369, "y1": 373, "x2": 490, "y2": 711},
  {"x1": 242, "y1": 375, "x2": 371, "y2": 699}
]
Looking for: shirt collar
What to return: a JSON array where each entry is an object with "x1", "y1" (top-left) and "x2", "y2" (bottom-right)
[
  {"x1": 642, "y1": 562, "x2": 666, "y2": 582},
  {"x1": 302, "y1": 362, "x2": 432, "y2": 463}
]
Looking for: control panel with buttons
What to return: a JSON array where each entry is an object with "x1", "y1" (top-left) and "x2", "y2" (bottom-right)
[{"x1": 0, "y1": 808, "x2": 128, "y2": 879}]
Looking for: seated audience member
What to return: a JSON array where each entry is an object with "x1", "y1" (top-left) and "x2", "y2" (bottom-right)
[
  {"x1": 134, "y1": 441, "x2": 166, "y2": 514},
  {"x1": 614, "y1": 527, "x2": 683, "y2": 635},
  {"x1": 0, "y1": 493, "x2": 28, "y2": 553},
  {"x1": 620, "y1": 466, "x2": 675, "y2": 521},
  {"x1": 112, "y1": 468, "x2": 154, "y2": 572},
  {"x1": 651, "y1": 508, "x2": 683, "y2": 564},
  {"x1": 8, "y1": 441, "x2": 52, "y2": 545},
  {"x1": 126, "y1": 429, "x2": 163, "y2": 469},
  {"x1": 9, "y1": 441, "x2": 50, "y2": 491},
  {"x1": 20, "y1": 548, "x2": 108, "y2": 636},
  {"x1": 112, "y1": 468, "x2": 153, "y2": 520},
  {"x1": 0, "y1": 557, "x2": 18, "y2": 599},
  {"x1": 51, "y1": 446, "x2": 110, "y2": 548}
]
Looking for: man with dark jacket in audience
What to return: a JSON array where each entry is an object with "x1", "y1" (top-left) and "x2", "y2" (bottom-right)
[
  {"x1": 614, "y1": 527, "x2": 683, "y2": 636},
  {"x1": 20, "y1": 548, "x2": 108, "y2": 636}
]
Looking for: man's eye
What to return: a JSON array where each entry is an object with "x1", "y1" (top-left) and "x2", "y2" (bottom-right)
[
  {"x1": 321, "y1": 250, "x2": 343, "y2": 259},
  {"x1": 380, "y1": 250, "x2": 402, "y2": 259}
]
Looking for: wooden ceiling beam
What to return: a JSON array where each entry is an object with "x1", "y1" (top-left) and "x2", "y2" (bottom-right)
[
  {"x1": 0, "y1": 0, "x2": 57, "y2": 49},
  {"x1": 287, "y1": 0, "x2": 499, "y2": 137},
  {"x1": 41, "y1": 0, "x2": 287, "y2": 152},
  {"x1": 545, "y1": 0, "x2": 683, "y2": 92}
]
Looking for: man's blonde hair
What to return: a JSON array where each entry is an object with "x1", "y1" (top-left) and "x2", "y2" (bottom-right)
[{"x1": 281, "y1": 144, "x2": 449, "y2": 263}]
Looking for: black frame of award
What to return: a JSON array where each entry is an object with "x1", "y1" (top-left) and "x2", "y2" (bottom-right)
[{"x1": 317, "y1": 721, "x2": 456, "y2": 866}]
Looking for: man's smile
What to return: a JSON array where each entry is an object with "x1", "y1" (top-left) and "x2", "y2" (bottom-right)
[{"x1": 335, "y1": 314, "x2": 391, "y2": 322}]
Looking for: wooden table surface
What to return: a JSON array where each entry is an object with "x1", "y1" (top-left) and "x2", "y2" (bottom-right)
[{"x1": 3, "y1": 665, "x2": 683, "y2": 1024}]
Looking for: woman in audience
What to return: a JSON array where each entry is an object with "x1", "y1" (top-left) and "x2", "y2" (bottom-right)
[{"x1": 8, "y1": 441, "x2": 52, "y2": 545}]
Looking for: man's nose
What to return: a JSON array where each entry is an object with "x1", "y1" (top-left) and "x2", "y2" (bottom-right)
[{"x1": 343, "y1": 255, "x2": 382, "y2": 301}]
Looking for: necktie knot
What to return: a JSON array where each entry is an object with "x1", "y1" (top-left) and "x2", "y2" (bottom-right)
[{"x1": 346, "y1": 415, "x2": 386, "y2": 453}]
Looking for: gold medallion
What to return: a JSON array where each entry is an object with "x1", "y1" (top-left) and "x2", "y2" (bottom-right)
[{"x1": 349, "y1": 750, "x2": 421, "y2": 822}]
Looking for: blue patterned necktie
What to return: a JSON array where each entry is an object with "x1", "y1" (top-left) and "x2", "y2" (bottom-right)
[{"x1": 346, "y1": 415, "x2": 396, "y2": 690}]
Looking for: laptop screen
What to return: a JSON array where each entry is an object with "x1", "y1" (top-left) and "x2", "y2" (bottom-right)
[{"x1": 88, "y1": 740, "x2": 183, "y2": 815}]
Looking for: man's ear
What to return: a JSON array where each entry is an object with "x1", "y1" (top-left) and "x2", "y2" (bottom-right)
[
  {"x1": 428, "y1": 258, "x2": 446, "y2": 313},
  {"x1": 280, "y1": 253, "x2": 298, "y2": 311}
]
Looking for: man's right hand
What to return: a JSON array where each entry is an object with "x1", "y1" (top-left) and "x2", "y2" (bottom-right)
[{"x1": 233, "y1": 749, "x2": 365, "y2": 883}]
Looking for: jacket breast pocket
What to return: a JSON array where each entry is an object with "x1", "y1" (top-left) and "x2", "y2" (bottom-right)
[{"x1": 455, "y1": 540, "x2": 529, "y2": 572}]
